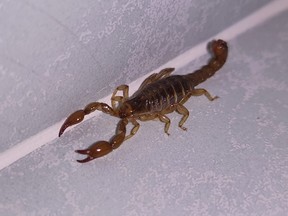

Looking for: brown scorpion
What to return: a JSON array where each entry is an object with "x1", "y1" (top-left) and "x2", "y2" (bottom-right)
[{"x1": 59, "y1": 39, "x2": 228, "y2": 163}]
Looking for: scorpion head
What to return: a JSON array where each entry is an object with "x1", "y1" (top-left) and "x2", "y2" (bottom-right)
[{"x1": 118, "y1": 102, "x2": 133, "y2": 118}]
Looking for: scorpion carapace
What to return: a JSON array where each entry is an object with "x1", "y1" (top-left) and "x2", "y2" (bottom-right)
[{"x1": 59, "y1": 39, "x2": 228, "y2": 163}]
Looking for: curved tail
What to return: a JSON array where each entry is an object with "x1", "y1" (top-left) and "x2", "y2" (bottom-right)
[{"x1": 185, "y1": 39, "x2": 228, "y2": 86}]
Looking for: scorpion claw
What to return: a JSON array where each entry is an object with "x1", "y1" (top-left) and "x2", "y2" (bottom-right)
[
  {"x1": 76, "y1": 156, "x2": 95, "y2": 163},
  {"x1": 58, "y1": 123, "x2": 69, "y2": 137},
  {"x1": 75, "y1": 149, "x2": 94, "y2": 163},
  {"x1": 75, "y1": 149, "x2": 90, "y2": 155},
  {"x1": 75, "y1": 141, "x2": 113, "y2": 163},
  {"x1": 59, "y1": 110, "x2": 85, "y2": 137}
]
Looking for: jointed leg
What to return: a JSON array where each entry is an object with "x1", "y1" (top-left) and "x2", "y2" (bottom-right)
[
  {"x1": 125, "y1": 118, "x2": 140, "y2": 140},
  {"x1": 111, "y1": 85, "x2": 129, "y2": 109},
  {"x1": 175, "y1": 88, "x2": 218, "y2": 132},
  {"x1": 138, "y1": 68, "x2": 175, "y2": 90},
  {"x1": 176, "y1": 103, "x2": 189, "y2": 131},
  {"x1": 138, "y1": 112, "x2": 171, "y2": 135},
  {"x1": 138, "y1": 113, "x2": 159, "y2": 121},
  {"x1": 158, "y1": 114, "x2": 171, "y2": 135},
  {"x1": 190, "y1": 88, "x2": 219, "y2": 101}
]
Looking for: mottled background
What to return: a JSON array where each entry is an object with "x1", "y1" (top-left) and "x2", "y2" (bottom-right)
[{"x1": 1, "y1": 0, "x2": 288, "y2": 216}]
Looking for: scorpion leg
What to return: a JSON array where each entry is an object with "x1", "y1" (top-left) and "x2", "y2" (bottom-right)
[
  {"x1": 176, "y1": 104, "x2": 189, "y2": 131},
  {"x1": 111, "y1": 85, "x2": 129, "y2": 109},
  {"x1": 138, "y1": 113, "x2": 158, "y2": 121},
  {"x1": 138, "y1": 113, "x2": 171, "y2": 135},
  {"x1": 190, "y1": 88, "x2": 219, "y2": 101},
  {"x1": 124, "y1": 118, "x2": 140, "y2": 140},
  {"x1": 158, "y1": 114, "x2": 171, "y2": 135},
  {"x1": 138, "y1": 68, "x2": 175, "y2": 90},
  {"x1": 173, "y1": 89, "x2": 217, "y2": 132},
  {"x1": 59, "y1": 102, "x2": 116, "y2": 137}
]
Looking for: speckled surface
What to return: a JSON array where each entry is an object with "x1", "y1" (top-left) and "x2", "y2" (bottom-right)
[
  {"x1": 0, "y1": 0, "x2": 271, "y2": 151},
  {"x1": 1, "y1": 8, "x2": 288, "y2": 216}
]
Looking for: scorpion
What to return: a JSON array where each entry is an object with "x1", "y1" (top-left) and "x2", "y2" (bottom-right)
[{"x1": 59, "y1": 39, "x2": 228, "y2": 163}]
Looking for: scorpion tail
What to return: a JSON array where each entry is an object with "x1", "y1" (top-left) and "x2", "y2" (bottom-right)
[{"x1": 186, "y1": 39, "x2": 228, "y2": 86}]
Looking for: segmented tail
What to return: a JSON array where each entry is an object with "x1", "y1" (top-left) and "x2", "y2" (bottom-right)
[{"x1": 185, "y1": 39, "x2": 228, "y2": 86}]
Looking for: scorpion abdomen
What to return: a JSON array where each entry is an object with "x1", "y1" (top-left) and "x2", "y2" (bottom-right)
[{"x1": 128, "y1": 75, "x2": 194, "y2": 114}]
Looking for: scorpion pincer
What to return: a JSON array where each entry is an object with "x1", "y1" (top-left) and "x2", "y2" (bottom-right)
[{"x1": 59, "y1": 39, "x2": 228, "y2": 163}]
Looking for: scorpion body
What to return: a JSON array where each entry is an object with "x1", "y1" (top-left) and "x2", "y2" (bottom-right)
[
  {"x1": 128, "y1": 75, "x2": 194, "y2": 114},
  {"x1": 59, "y1": 39, "x2": 228, "y2": 163}
]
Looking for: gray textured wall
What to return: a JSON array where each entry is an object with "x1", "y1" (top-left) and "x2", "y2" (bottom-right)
[
  {"x1": 1, "y1": 1, "x2": 288, "y2": 215},
  {"x1": 0, "y1": 0, "x2": 271, "y2": 150}
]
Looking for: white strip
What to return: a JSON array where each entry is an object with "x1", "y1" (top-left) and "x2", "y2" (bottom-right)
[{"x1": 1, "y1": 0, "x2": 288, "y2": 171}]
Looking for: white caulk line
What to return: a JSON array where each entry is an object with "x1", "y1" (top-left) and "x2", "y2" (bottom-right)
[{"x1": 0, "y1": 0, "x2": 288, "y2": 171}]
